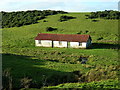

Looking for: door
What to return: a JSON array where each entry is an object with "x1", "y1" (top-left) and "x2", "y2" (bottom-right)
[
  {"x1": 67, "y1": 42, "x2": 70, "y2": 48},
  {"x1": 52, "y1": 41, "x2": 54, "y2": 48}
]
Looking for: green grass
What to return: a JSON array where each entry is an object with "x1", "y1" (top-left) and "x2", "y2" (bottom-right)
[
  {"x1": 2, "y1": 12, "x2": 119, "y2": 89},
  {"x1": 45, "y1": 79, "x2": 119, "y2": 89},
  {"x1": 3, "y1": 53, "x2": 91, "y2": 88},
  {"x1": 2, "y1": 13, "x2": 118, "y2": 48}
]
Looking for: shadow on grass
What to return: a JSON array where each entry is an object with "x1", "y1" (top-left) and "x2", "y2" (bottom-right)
[
  {"x1": 90, "y1": 43, "x2": 119, "y2": 49},
  {"x1": 2, "y1": 53, "x2": 76, "y2": 89}
]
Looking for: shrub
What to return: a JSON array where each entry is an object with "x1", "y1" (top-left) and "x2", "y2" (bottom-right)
[
  {"x1": 20, "y1": 77, "x2": 32, "y2": 88},
  {"x1": 92, "y1": 20, "x2": 99, "y2": 22},
  {"x1": 46, "y1": 73, "x2": 76, "y2": 86},
  {"x1": 97, "y1": 37, "x2": 103, "y2": 40},
  {"x1": 77, "y1": 31, "x2": 82, "y2": 34},
  {"x1": 46, "y1": 27, "x2": 57, "y2": 31},
  {"x1": 86, "y1": 10, "x2": 120, "y2": 19},
  {"x1": 59, "y1": 15, "x2": 76, "y2": 22},
  {"x1": 84, "y1": 66, "x2": 118, "y2": 82},
  {"x1": 43, "y1": 20, "x2": 47, "y2": 22}
]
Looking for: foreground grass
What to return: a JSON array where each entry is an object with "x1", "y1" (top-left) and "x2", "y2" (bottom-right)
[
  {"x1": 2, "y1": 47, "x2": 119, "y2": 88},
  {"x1": 2, "y1": 53, "x2": 88, "y2": 88},
  {"x1": 45, "y1": 79, "x2": 119, "y2": 89},
  {"x1": 20, "y1": 79, "x2": 119, "y2": 89}
]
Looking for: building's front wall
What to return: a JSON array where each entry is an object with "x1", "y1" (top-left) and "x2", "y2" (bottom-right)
[
  {"x1": 69, "y1": 42, "x2": 87, "y2": 48},
  {"x1": 53, "y1": 41, "x2": 67, "y2": 48},
  {"x1": 35, "y1": 40, "x2": 92, "y2": 48},
  {"x1": 35, "y1": 40, "x2": 52, "y2": 47}
]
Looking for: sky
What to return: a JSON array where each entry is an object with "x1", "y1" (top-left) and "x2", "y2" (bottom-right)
[{"x1": 0, "y1": 0, "x2": 119, "y2": 12}]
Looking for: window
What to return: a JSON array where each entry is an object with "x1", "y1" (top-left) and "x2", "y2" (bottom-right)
[
  {"x1": 38, "y1": 40, "x2": 41, "y2": 44},
  {"x1": 59, "y1": 41, "x2": 62, "y2": 45},
  {"x1": 79, "y1": 42, "x2": 82, "y2": 46}
]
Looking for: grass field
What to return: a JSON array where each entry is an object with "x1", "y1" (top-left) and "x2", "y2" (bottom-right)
[
  {"x1": 45, "y1": 79, "x2": 119, "y2": 89},
  {"x1": 2, "y1": 12, "x2": 119, "y2": 89}
]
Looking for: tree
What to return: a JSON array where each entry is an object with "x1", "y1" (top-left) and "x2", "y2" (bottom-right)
[
  {"x1": 46, "y1": 27, "x2": 57, "y2": 31},
  {"x1": 86, "y1": 10, "x2": 120, "y2": 20},
  {"x1": 1, "y1": 10, "x2": 67, "y2": 28}
]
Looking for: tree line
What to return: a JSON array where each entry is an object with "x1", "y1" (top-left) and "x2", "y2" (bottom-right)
[
  {"x1": 1, "y1": 10, "x2": 67, "y2": 28},
  {"x1": 86, "y1": 10, "x2": 120, "y2": 19}
]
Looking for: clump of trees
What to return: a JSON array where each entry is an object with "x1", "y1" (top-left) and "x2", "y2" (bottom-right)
[
  {"x1": 2, "y1": 10, "x2": 67, "y2": 28},
  {"x1": 86, "y1": 10, "x2": 120, "y2": 19},
  {"x1": 46, "y1": 27, "x2": 57, "y2": 31},
  {"x1": 59, "y1": 15, "x2": 76, "y2": 22}
]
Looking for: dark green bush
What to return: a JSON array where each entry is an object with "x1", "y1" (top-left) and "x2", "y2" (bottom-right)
[
  {"x1": 46, "y1": 27, "x2": 57, "y2": 31},
  {"x1": 86, "y1": 10, "x2": 120, "y2": 19},
  {"x1": 59, "y1": 15, "x2": 76, "y2": 22},
  {"x1": 2, "y1": 10, "x2": 67, "y2": 28}
]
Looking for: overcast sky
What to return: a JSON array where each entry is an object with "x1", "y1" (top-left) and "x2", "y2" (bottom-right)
[{"x1": 0, "y1": 0, "x2": 119, "y2": 12}]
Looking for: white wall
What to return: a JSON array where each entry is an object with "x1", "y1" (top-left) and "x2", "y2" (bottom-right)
[
  {"x1": 35, "y1": 40, "x2": 52, "y2": 47},
  {"x1": 53, "y1": 41, "x2": 67, "y2": 48},
  {"x1": 70, "y1": 42, "x2": 87, "y2": 48},
  {"x1": 35, "y1": 40, "x2": 89, "y2": 48},
  {"x1": 35, "y1": 40, "x2": 40, "y2": 46}
]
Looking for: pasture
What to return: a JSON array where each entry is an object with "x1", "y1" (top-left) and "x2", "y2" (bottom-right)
[{"x1": 2, "y1": 12, "x2": 119, "y2": 89}]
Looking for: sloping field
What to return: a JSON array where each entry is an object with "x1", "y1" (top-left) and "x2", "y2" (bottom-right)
[{"x1": 2, "y1": 13, "x2": 119, "y2": 89}]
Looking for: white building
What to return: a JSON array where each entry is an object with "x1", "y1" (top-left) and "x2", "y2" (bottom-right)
[{"x1": 35, "y1": 33, "x2": 92, "y2": 48}]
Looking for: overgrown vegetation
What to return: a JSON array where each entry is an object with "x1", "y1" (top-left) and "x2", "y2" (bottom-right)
[
  {"x1": 86, "y1": 10, "x2": 120, "y2": 19},
  {"x1": 2, "y1": 10, "x2": 67, "y2": 28},
  {"x1": 20, "y1": 77, "x2": 32, "y2": 89},
  {"x1": 78, "y1": 65, "x2": 119, "y2": 82},
  {"x1": 2, "y1": 68, "x2": 13, "y2": 90},
  {"x1": 3, "y1": 53, "x2": 119, "y2": 89}
]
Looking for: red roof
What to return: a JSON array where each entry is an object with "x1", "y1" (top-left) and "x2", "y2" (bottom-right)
[{"x1": 35, "y1": 33, "x2": 91, "y2": 42}]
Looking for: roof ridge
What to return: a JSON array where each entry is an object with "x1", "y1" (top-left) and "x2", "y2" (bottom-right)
[
  {"x1": 39, "y1": 33, "x2": 90, "y2": 36},
  {"x1": 35, "y1": 33, "x2": 91, "y2": 42}
]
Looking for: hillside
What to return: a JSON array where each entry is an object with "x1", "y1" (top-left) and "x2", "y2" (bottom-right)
[{"x1": 2, "y1": 11, "x2": 119, "y2": 89}]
